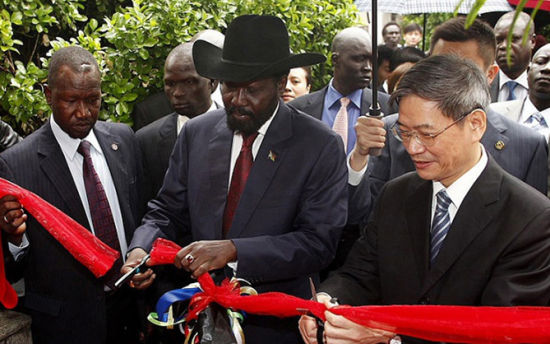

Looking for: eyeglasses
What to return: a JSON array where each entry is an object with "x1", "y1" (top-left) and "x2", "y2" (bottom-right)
[{"x1": 391, "y1": 108, "x2": 480, "y2": 147}]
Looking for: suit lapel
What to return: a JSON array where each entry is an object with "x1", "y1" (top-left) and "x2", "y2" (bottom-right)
[
  {"x1": 301, "y1": 87, "x2": 327, "y2": 120},
  {"x1": 38, "y1": 123, "x2": 89, "y2": 228},
  {"x1": 482, "y1": 110, "x2": 510, "y2": 161},
  {"x1": 489, "y1": 74, "x2": 499, "y2": 102},
  {"x1": 420, "y1": 159, "x2": 502, "y2": 296},
  {"x1": 508, "y1": 99, "x2": 524, "y2": 122},
  {"x1": 94, "y1": 124, "x2": 132, "y2": 239},
  {"x1": 227, "y1": 102, "x2": 292, "y2": 238},
  {"x1": 158, "y1": 114, "x2": 178, "y2": 168},
  {"x1": 360, "y1": 87, "x2": 373, "y2": 114},
  {"x1": 405, "y1": 178, "x2": 433, "y2": 286},
  {"x1": 207, "y1": 115, "x2": 233, "y2": 239}
]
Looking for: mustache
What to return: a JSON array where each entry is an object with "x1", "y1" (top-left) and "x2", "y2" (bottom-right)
[{"x1": 226, "y1": 106, "x2": 255, "y2": 117}]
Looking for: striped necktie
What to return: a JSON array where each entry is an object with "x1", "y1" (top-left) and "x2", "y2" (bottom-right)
[{"x1": 430, "y1": 189, "x2": 453, "y2": 264}]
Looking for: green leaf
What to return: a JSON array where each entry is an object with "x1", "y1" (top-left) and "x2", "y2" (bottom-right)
[{"x1": 11, "y1": 11, "x2": 23, "y2": 25}]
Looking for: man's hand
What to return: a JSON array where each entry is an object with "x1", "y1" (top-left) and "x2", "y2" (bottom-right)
[
  {"x1": 323, "y1": 311, "x2": 395, "y2": 344},
  {"x1": 350, "y1": 116, "x2": 386, "y2": 171},
  {"x1": 175, "y1": 240, "x2": 237, "y2": 279},
  {"x1": 0, "y1": 195, "x2": 27, "y2": 245},
  {"x1": 299, "y1": 293, "x2": 334, "y2": 344},
  {"x1": 122, "y1": 248, "x2": 155, "y2": 290}
]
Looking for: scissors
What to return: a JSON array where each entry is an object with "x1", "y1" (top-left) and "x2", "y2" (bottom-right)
[
  {"x1": 309, "y1": 277, "x2": 325, "y2": 344},
  {"x1": 114, "y1": 253, "x2": 150, "y2": 289}
]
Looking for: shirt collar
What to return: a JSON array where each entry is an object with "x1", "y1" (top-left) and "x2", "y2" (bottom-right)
[
  {"x1": 432, "y1": 144, "x2": 488, "y2": 210},
  {"x1": 499, "y1": 70, "x2": 529, "y2": 91},
  {"x1": 327, "y1": 79, "x2": 362, "y2": 110},
  {"x1": 521, "y1": 97, "x2": 550, "y2": 125},
  {"x1": 50, "y1": 115, "x2": 103, "y2": 161}
]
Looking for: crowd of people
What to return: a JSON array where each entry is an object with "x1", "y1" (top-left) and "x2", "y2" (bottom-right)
[{"x1": 1, "y1": 9, "x2": 550, "y2": 344}]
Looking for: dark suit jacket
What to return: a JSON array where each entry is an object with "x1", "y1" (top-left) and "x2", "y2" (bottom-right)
[
  {"x1": 129, "y1": 102, "x2": 348, "y2": 343},
  {"x1": 288, "y1": 85, "x2": 396, "y2": 120},
  {"x1": 136, "y1": 105, "x2": 223, "y2": 202},
  {"x1": 489, "y1": 73, "x2": 499, "y2": 103},
  {"x1": 350, "y1": 110, "x2": 549, "y2": 225},
  {"x1": 489, "y1": 73, "x2": 500, "y2": 103},
  {"x1": 288, "y1": 85, "x2": 398, "y2": 274},
  {"x1": 131, "y1": 92, "x2": 173, "y2": 131},
  {"x1": 0, "y1": 121, "x2": 144, "y2": 343},
  {"x1": 135, "y1": 113, "x2": 179, "y2": 201},
  {"x1": 323, "y1": 158, "x2": 550, "y2": 343}
]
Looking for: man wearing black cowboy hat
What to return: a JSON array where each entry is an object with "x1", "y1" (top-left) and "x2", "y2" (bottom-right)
[{"x1": 124, "y1": 15, "x2": 348, "y2": 343}]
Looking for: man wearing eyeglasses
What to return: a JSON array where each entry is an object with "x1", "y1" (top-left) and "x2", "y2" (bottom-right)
[
  {"x1": 299, "y1": 54, "x2": 550, "y2": 344},
  {"x1": 346, "y1": 18, "x2": 547, "y2": 229}
]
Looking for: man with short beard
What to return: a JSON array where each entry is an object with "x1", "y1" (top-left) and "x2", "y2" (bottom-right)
[{"x1": 123, "y1": 15, "x2": 348, "y2": 343}]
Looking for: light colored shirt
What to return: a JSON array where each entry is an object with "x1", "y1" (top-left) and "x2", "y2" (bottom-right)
[
  {"x1": 430, "y1": 144, "x2": 488, "y2": 224},
  {"x1": 519, "y1": 97, "x2": 550, "y2": 143},
  {"x1": 498, "y1": 70, "x2": 529, "y2": 102},
  {"x1": 177, "y1": 102, "x2": 218, "y2": 135},
  {"x1": 322, "y1": 79, "x2": 363, "y2": 154}
]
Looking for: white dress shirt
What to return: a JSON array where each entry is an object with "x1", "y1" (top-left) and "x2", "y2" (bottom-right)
[
  {"x1": 51, "y1": 117, "x2": 128, "y2": 258},
  {"x1": 498, "y1": 70, "x2": 529, "y2": 102},
  {"x1": 518, "y1": 97, "x2": 550, "y2": 143},
  {"x1": 431, "y1": 145, "x2": 488, "y2": 224}
]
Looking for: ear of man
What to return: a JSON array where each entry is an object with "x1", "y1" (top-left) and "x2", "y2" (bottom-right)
[
  {"x1": 468, "y1": 109, "x2": 487, "y2": 141},
  {"x1": 486, "y1": 63, "x2": 499, "y2": 84}
]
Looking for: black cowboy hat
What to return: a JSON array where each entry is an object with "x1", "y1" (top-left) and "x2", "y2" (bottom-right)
[{"x1": 193, "y1": 15, "x2": 325, "y2": 82}]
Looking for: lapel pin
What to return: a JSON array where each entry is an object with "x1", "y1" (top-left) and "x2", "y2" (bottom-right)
[
  {"x1": 111, "y1": 143, "x2": 119, "y2": 151},
  {"x1": 268, "y1": 150, "x2": 277, "y2": 162},
  {"x1": 495, "y1": 140, "x2": 505, "y2": 151}
]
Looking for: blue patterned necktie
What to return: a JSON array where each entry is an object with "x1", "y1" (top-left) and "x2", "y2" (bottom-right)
[
  {"x1": 525, "y1": 112, "x2": 547, "y2": 133},
  {"x1": 506, "y1": 80, "x2": 518, "y2": 101},
  {"x1": 430, "y1": 189, "x2": 453, "y2": 264}
]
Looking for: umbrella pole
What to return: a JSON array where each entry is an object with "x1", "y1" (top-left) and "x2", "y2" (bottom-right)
[
  {"x1": 422, "y1": 13, "x2": 427, "y2": 51},
  {"x1": 368, "y1": 0, "x2": 383, "y2": 156}
]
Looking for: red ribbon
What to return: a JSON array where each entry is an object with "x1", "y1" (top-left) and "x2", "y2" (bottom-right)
[
  {"x1": 150, "y1": 237, "x2": 550, "y2": 343},
  {"x1": 0, "y1": 178, "x2": 120, "y2": 308}
]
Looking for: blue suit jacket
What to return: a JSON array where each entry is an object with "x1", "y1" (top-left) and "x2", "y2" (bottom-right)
[
  {"x1": 350, "y1": 109, "x2": 549, "y2": 225},
  {"x1": 0, "y1": 121, "x2": 144, "y2": 343},
  {"x1": 129, "y1": 102, "x2": 348, "y2": 342}
]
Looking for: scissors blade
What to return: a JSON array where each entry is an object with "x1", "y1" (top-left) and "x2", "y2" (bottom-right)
[
  {"x1": 309, "y1": 277, "x2": 325, "y2": 343},
  {"x1": 309, "y1": 277, "x2": 318, "y2": 301}
]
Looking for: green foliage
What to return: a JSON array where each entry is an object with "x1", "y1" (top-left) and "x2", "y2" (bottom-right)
[
  {"x1": 401, "y1": 13, "x2": 454, "y2": 51},
  {"x1": 1, "y1": 0, "x2": 360, "y2": 131}
]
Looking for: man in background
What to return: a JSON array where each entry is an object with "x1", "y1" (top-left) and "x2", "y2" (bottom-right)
[{"x1": 492, "y1": 11, "x2": 536, "y2": 102}]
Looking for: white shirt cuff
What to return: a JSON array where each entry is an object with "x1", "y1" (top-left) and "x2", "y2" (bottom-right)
[{"x1": 347, "y1": 153, "x2": 368, "y2": 186}]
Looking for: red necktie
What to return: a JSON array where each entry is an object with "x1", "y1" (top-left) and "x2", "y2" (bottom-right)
[
  {"x1": 222, "y1": 132, "x2": 258, "y2": 237},
  {"x1": 78, "y1": 140, "x2": 122, "y2": 288}
]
